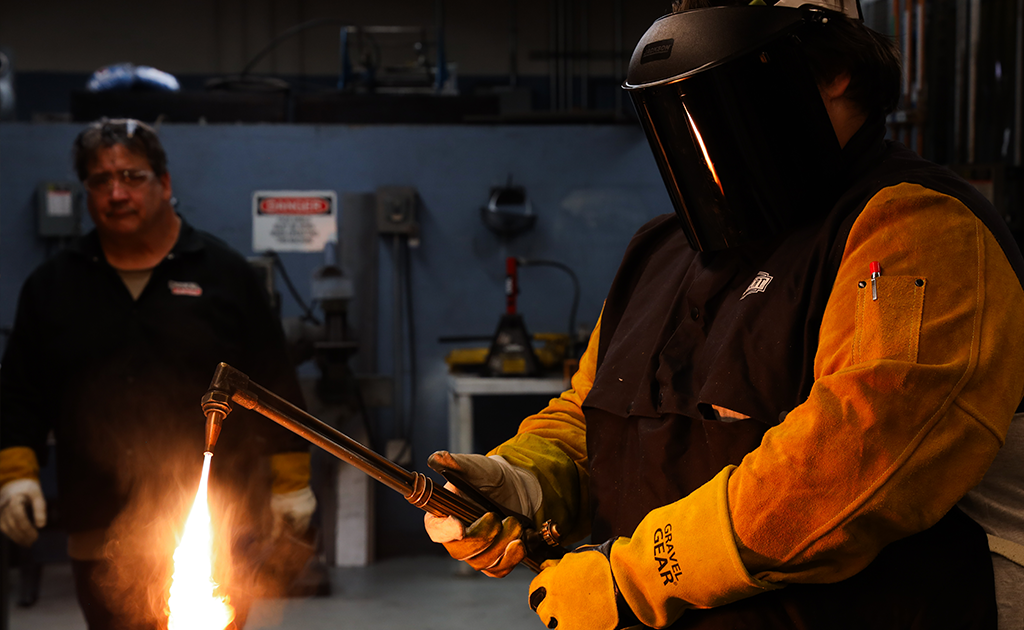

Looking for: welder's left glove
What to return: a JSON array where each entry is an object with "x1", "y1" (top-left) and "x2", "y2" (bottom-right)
[
  {"x1": 423, "y1": 451, "x2": 542, "y2": 577},
  {"x1": 426, "y1": 486, "x2": 527, "y2": 577},
  {"x1": 270, "y1": 452, "x2": 316, "y2": 538}
]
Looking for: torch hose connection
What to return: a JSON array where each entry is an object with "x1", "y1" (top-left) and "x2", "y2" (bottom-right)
[{"x1": 201, "y1": 362, "x2": 563, "y2": 573}]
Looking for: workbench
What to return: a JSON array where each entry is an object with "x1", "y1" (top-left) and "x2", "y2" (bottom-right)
[{"x1": 447, "y1": 374, "x2": 567, "y2": 454}]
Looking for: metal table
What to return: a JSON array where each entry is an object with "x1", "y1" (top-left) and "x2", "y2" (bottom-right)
[{"x1": 446, "y1": 374, "x2": 567, "y2": 454}]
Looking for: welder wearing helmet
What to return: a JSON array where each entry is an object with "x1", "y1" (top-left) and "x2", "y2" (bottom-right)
[
  {"x1": 425, "y1": 1, "x2": 1024, "y2": 628},
  {"x1": 0, "y1": 119, "x2": 316, "y2": 630}
]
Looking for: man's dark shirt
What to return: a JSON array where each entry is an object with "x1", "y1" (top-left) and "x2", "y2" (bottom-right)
[{"x1": 0, "y1": 218, "x2": 305, "y2": 534}]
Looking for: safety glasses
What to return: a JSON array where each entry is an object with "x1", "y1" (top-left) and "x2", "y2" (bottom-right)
[{"x1": 83, "y1": 169, "x2": 155, "y2": 193}]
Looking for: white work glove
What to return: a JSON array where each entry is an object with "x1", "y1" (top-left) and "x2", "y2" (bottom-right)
[
  {"x1": 423, "y1": 452, "x2": 542, "y2": 577},
  {"x1": 270, "y1": 486, "x2": 317, "y2": 539},
  {"x1": 0, "y1": 479, "x2": 47, "y2": 547}
]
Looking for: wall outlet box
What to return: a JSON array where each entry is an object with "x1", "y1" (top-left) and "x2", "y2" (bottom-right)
[
  {"x1": 36, "y1": 182, "x2": 81, "y2": 238},
  {"x1": 376, "y1": 186, "x2": 418, "y2": 234}
]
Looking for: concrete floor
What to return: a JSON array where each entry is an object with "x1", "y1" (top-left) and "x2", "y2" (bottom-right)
[{"x1": 7, "y1": 558, "x2": 541, "y2": 630}]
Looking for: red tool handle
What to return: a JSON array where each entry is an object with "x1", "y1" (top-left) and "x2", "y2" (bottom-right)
[{"x1": 505, "y1": 256, "x2": 518, "y2": 314}]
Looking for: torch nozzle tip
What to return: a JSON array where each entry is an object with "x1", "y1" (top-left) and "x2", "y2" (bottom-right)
[{"x1": 204, "y1": 410, "x2": 224, "y2": 455}]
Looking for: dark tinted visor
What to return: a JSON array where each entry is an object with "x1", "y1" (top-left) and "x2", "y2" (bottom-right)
[{"x1": 629, "y1": 32, "x2": 843, "y2": 251}]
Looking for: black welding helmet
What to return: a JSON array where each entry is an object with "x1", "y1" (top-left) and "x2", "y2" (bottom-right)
[{"x1": 624, "y1": 1, "x2": 862, "y2": 251}]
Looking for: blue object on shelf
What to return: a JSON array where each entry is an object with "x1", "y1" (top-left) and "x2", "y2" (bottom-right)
[{"x1": 87, "y1": 63, "x2": 180, "y2": 92}]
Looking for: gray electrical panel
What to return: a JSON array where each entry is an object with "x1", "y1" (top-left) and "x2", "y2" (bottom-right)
[
  {"x1": 36, "y1": 182, "x2": 82, "y2": 238},
  {"x1": 375, "y1": 186, "x2": 419, "y2": 235}
]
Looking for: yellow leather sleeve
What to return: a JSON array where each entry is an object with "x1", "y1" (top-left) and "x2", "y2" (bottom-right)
[
  {"x1": 608, "y1": 183, "x2": 1024, "y2": 626},
  {"x1": 0, "y1": 446, "x2": 40, "y2": 487},
  {"x1": 730, "y1": 183, "x2": 1024, "y2": 583},
  {"x1": 489, "y1": 310, "x2": 601, "y2": 544},
  {"x1": 269, "y1": 451, "x2": 311, "y2": 494}
]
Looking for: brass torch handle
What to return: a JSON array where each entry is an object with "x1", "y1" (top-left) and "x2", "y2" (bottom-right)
[{"x1": 203, "y1": 362, "x2": 562, "y2": 572}]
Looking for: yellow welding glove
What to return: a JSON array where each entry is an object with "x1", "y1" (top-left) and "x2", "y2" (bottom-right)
[
  {"x1": 270, "y1": 452, "x2": 311, "y2": 494},
  {"x1": 270, "y1": 452, "x2": 315, "y2": 537},
  {"x1": 529, "y1": 540, "x2": 641, "y2": 630},
  {"x1": 531, "y1": 468, "x2": 780, "y2": 629},
  {"x1": 0, "y1": 447, "x2": 39, "y2": 488}
]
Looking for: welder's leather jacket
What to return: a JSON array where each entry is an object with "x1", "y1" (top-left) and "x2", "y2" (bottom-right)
[{"x1": 492, "y1": 128, "x2": 1024, "y2": 628}]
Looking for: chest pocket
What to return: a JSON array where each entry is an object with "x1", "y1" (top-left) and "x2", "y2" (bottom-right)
[{"x1": 853, "y1": 275, "x2": 926, "y2": 364}]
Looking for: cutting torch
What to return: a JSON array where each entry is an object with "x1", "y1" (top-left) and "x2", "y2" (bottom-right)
[{"x1": 201, "y1": 362, "x2": 564, "y2": 573}]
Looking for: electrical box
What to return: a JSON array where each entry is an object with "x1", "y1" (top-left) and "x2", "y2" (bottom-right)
[
  {"x1": 36, "y1": 182, "x2": 82, "y2": 238},
  {"x1": 375, "y1": 186, "x2": 419, "y2": 235}
]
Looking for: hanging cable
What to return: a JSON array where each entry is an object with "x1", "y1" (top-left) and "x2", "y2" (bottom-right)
[
  {"x1": 241, "y1": 17, "x2": 347, "y2": 78},
  {"x1": 391, "y1": 234, "x2": 405, "y2": 445},
  {"x1": 516, "y1": 258, "x2": 581, "y2": 357},
  {"x1": 238, "y1": 17, "x2": 389, "y2": 89},
  {"x1": 381, "y1": 232, "x2": 416, "y2": 466},
  {"x1": 403, "y1": 233, "x2": 418, "y2": 450},
  {"x1": 269, "y1": 251, "x2": 321, "y2": 325}
]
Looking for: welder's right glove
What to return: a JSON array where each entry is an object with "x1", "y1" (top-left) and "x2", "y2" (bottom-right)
[
  {"x1": 0, "y1": 479, "x2": 47, "y2": 547},
  {"x1": 532, "y1": 468, "x2": 780, "y2": 629},
  {"x1": 423, "y1": 451, "x2": 542, "y2": 577},
  {"x1": 529, "y1": 540, "x2": 641, "y2": 630}
]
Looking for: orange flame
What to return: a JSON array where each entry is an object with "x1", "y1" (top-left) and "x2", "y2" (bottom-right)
[
  {"x1": 681, "y1": 102, "x2": 724, "y2": 196},
  {"x1": 167, "y1": 452, "x2": 234, "y2": 630}
]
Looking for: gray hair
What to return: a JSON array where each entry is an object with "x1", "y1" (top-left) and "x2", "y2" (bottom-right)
[{"x1": 73, "y1": 118, "x2": 168, "y2": 181}]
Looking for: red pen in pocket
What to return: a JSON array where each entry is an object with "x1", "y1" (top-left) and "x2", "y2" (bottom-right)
[{"x1": 870, "y1": 261, "x2": 881, "y2": 301}]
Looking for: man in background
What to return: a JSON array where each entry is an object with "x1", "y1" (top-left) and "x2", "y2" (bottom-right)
[{"x1": 0, "y1": 119, "x2": 316, "y2": 630}]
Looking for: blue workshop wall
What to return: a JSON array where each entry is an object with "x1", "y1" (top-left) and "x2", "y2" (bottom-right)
[{"x1": 0, "y1": 122, "x2": 669, "y2": 555}]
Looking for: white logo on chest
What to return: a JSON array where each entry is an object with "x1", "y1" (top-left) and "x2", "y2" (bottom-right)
[
  {"x1": 741, "y1": 271, "x2": 773, "y2": 300},
  {"x1": 168, "y1": 280, "x2": 203, "y2": 297}
]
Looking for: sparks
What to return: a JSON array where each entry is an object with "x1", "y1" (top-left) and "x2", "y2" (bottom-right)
[{"x1": 167, "y1": 452, "x2": 234, "y2": 630}]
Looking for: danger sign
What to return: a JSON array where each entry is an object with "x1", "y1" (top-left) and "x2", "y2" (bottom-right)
[
  {"x1": 258, "y1": 197, "x2": 332, "y2": 215},
  {"x1": 253, "y1": 190, "x2": 337, "y2": 253}
]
